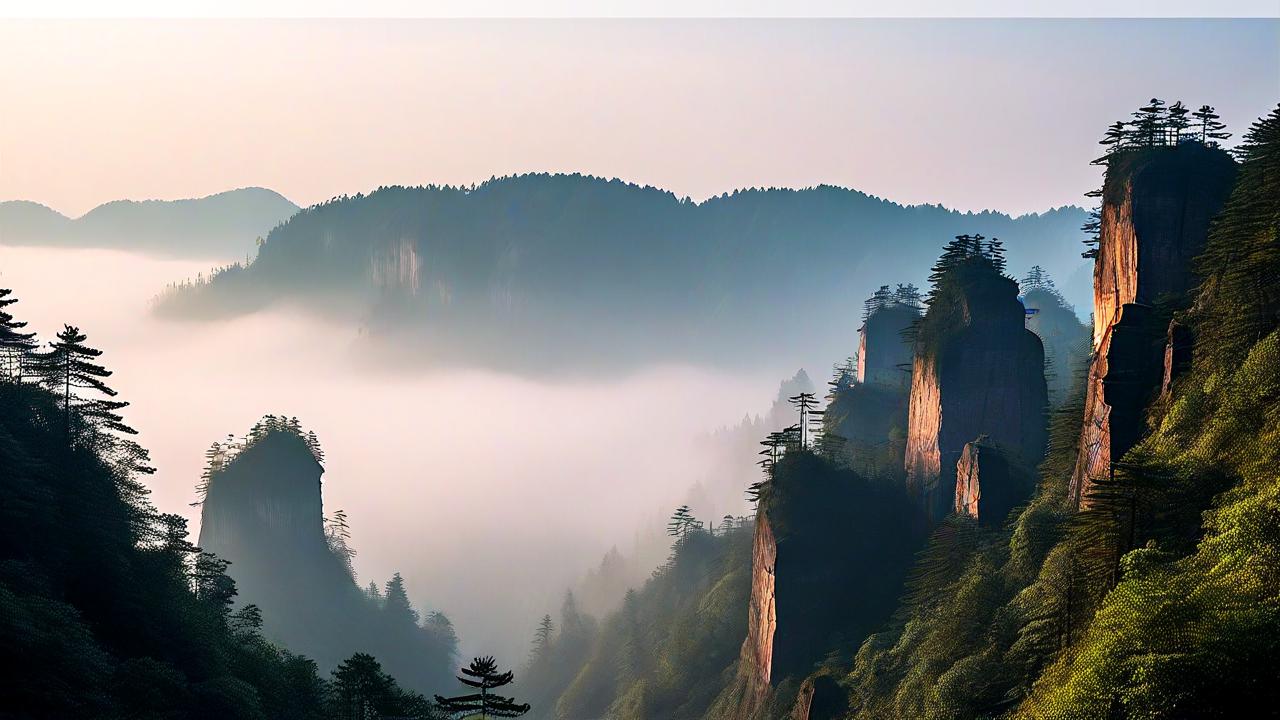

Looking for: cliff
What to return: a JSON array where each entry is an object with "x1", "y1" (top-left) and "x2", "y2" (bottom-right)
[
  {"x1": 711, "y1": 452, "x2": 921, "y2": 720},
  {"x1": 856, "y1": 302, "x2": 918, "y2": 388},
  {"x1": 1069, "y1": 145, "x2": 1237, "y2": 506},
  {"x1": 197, "y1": 427, "x2": 366, "y2": 669},
  {"x1": 905, "y1": 263, "x2": 1048, "y2": 521},
  {"x1": 953, "y1": 439, "x2": 1032, "y2": 527},
  {"x1": 196, "y1": 419, "x2": 454, "y2": 692}
]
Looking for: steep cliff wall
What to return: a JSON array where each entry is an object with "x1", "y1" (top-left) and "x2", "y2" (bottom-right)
[
  {"x1": 1070, "y1": 146, "x2": 1236, "y2": 506},
  {"x1": 905, "y1": 272, "x2": 1048, "y2": 521},
  {"x1": 198, "y1": 430, "x2": 366, "y2": 670},
  {"x1": 856, "y1": 303, "x2": 918, "y2": 388},
  {"x1": 953, "y1": 439, "x2": 1032, "y2": 527},
  {"x1": 713, "y1": 453, "x2": 921, "y2": 720}
]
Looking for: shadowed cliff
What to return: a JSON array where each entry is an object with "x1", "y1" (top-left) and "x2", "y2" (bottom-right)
[
  {"x1": 196, "y1": 417, "x2": 456, "y2": 694},
  {"x1": 905, "y1": 237, "x2": 1049, "y2": 521},
  {"x1": 1070, "y1": 143, "x2": 1237, "y2": 507}
]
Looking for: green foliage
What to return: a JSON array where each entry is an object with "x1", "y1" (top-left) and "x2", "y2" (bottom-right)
[{"x1": 530, "y1": 524, "x2": 753, "y2": 720}]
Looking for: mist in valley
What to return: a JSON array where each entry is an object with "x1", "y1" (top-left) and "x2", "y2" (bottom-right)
[{"x1": 0, "y1": 244, "x2": 791, "y2": 662}]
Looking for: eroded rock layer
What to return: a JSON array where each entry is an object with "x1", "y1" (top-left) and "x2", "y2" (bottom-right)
[
  {"x1": 1070, "y1": 146, "x2": 1236, "y2": 506},
  {"x1": 905, "y1": 274, "x2": 1048, "y2": 521}
]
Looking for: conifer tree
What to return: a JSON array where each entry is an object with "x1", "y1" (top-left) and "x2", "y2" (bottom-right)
[
  {"x1": 434, "y1": 656, "x2": 530, "y2": 719},
  {"x1": 33, "y1": 324, "x2": 125, "y2": 441},
  {"x1": 0, "y1": 288, "x2": 37, "y2": 381},
  {"x1": 1167, "y1": 100, "x2": 1191, "y2": 144},
  {"x1": 1193, "y1": 105, "x2": 1231, "y2": 146},
  {"x1": 789, "y1": 392, "x2": 820, "y2": 447},
  {"x1": 1130, "y1": 98, "x2": 1167, "y2": 147},
  {"x1": 383, "y1": 572, "x2": 419, "y2": 626},
  {"x1": 529, "y1": 614, "x2": 554, "y2": 664}
]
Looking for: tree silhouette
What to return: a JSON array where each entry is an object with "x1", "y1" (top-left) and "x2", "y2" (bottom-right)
[
  {"x1": 529, "y1": 614, "x2": 554, "y2": 664},
  {"x1": 332, "y1": 652, "x2": 395, "y2": 720},
  {"x1": 1193, "y1": 104, "x2": 1231, "y2": 146},
  {"x1": 33, "y1": 324, "x2": 128, "y2": 441},
  {"x1": 0, "y1": 288, "x2": 37, "y2": 381},
  {"x1": 1167, "y1": 100, "x2": 1191, "y2": 144},
  {"x1": 788, "y1": 392, "x2": 820, "y2": 448},
  {"x1": 667, "y1": 505, "x2": 701, "y2": 538},
  {"x1": 434, "y1": 656, "x2": 531, "y2": 719},
  {"x1": 1130, "y1": 98, "x2": 1167, "y2": 147}
]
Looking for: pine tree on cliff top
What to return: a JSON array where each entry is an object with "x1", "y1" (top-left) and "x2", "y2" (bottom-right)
[{"x1": 434, "y1": 656, "x2": 530, "y2": 719}]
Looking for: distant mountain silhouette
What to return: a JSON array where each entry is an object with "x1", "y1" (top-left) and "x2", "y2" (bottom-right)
[
  {"x1": 156, "y1": 175, "x2": 1090, "y2": 372},
  {"x1": 0, "y1": 187, "x2": 298, "y2": 258}
]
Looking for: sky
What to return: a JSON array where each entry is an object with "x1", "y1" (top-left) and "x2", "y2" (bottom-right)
[{"x1": 1, "y1": 18, "x2": 1277, "y2": 218}]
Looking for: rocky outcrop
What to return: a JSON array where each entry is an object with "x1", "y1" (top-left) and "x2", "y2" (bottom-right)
[
  {"x1": 954, "y1": 439, "x2": 1030, "y2": 527},
  {"x1": 1162, "y1": 319, "x2": 1193, "y2": 397},
  {"x1": 789, "y1": 674, "x2": 846, "y2": 720},
  {"x1": 198, "y1": 429, "x2": 363, "y2": 669},
  {"x1": 736, "y1": 508, "x2": 779, "y2": 717},
  {"x1": 1070, "y1": 146, "x2": 1236, "y2": 506},
  {"x1": 905, "y1": 272, "x2": 1048, "y2": 521},
  {"x1": 857, "y1": 303, "x2": 918, "y2": 388},
  {"x1": 713, "y1": 453, "x2": 921, "y2": 720}
]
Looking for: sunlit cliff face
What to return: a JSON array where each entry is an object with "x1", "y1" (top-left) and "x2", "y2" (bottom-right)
[{"x1": 0, "y1": 245, "x2": 781, "y2": 659}]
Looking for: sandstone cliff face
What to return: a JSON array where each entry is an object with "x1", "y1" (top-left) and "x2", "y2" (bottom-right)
[
  {"x1": 857, "y1": 303, "x2": 918, "y2": 388},
  {"x1": 788, "y1": 675, "x2": 845, "y2": 720},
  {"x1": 953, "y1": 439, "x2": 1029, "y2": 527},
  {"x1": 905, "y1": 274, "x2": 1048, "y2": 521},
  {"x1": 1070, "y1": 146, "x2": 1236, "y2": 506},
  {"x1": 736, "y1": 508, "x2": 779, "y2": 718},
  {"x1": 716, "y1": 454, "x2": 920, "y2": 720}
]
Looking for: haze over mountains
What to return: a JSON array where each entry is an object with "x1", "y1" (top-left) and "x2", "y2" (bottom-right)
[
  {"x1": 0, "y1": 187, "x2": 298, "y2": 258},
  {"x1": 153, "y1": 174, "x2": 1091, "y2": 375}
]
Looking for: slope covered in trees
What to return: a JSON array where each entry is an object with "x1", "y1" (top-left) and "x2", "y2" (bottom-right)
[
  {"x1": 0, "y1": 299, "x2": 439, "y2": 719},
  {"x1": 843, "y1": 102, "x2": 1280, "y2": 719},
  {"x1": 0, "y1": 187, "x2": 298, "y2": 258},
  {"x1": 197, "y1": 416, "x2": 458, "y2": 695},
  {"x1": 154, "y1": 178, "x2": 1088, "y2": 373}
]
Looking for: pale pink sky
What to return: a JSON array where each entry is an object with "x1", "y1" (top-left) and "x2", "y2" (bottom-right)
[{"x1": 2, "y1": 19, "x2": 1277, "y2": 217}]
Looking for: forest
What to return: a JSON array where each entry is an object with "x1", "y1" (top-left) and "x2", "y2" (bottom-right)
[{"x1": 2, "y1": 97, "x2": 1277, "y2": 720}]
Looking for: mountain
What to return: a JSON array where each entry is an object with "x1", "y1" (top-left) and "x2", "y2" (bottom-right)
[
  {"x1": 154, "y1": 177, "x2": 1089, "y2": 373},
  {"x1": 196, "y1": 416, "x2": 458, "y2": 695},
  {"x1": 0, "y1": 187, "x2": 298, "y2": 258}
]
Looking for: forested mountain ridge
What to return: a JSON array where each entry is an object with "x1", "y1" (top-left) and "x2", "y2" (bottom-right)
[
  {"x1": 523, "y1": 101, "x2": 1280, "y2": 720},
  {"x1": 0, "y1": 305, "x2": 442, "y2": 718},
  {"x1": 154, "y1": 176, "x2": 1089, "y2": 373},
  {"x1": 0, "y1": 187, "x2": 298, "y2": 258}
]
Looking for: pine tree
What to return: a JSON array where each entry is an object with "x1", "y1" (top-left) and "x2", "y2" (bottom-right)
[
  {"x1": 1093, "y1": 121, "x2": 1128, "y2": 164},
  {"x1": 0, "y1": 288, "x2": 38, "y2": 381},
  {"x1": 1130, "y1": 98, "x2": 1167, "y2": 147},
  {"x1": 383, "y1": 572, "x2": 419, "y2": 626},
  {"x1": 789, "y1": 392, "x2": 820, "y2": 447},
  {"x1": 1193, "y1": 105, "x2": 1231, "y2": 146},
  {"x1": 1082, "y1": 206, "x2": 1102, "y2": 259},
  {"x1": 33, "y1": 324, "x2": 125, "y2": 441},
  {"x1": 434, "y1": 656, "x2": 530, "y2": 719},
  {"x1": 1167, "y1": 100, "x2": 1191, "y2": 144},
  {"x1": 529, "y1": 614, "x2": 554, "y2": 664},
  {"x1": 332, "y1": 653, "x2": 396, "y2": 720}
]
